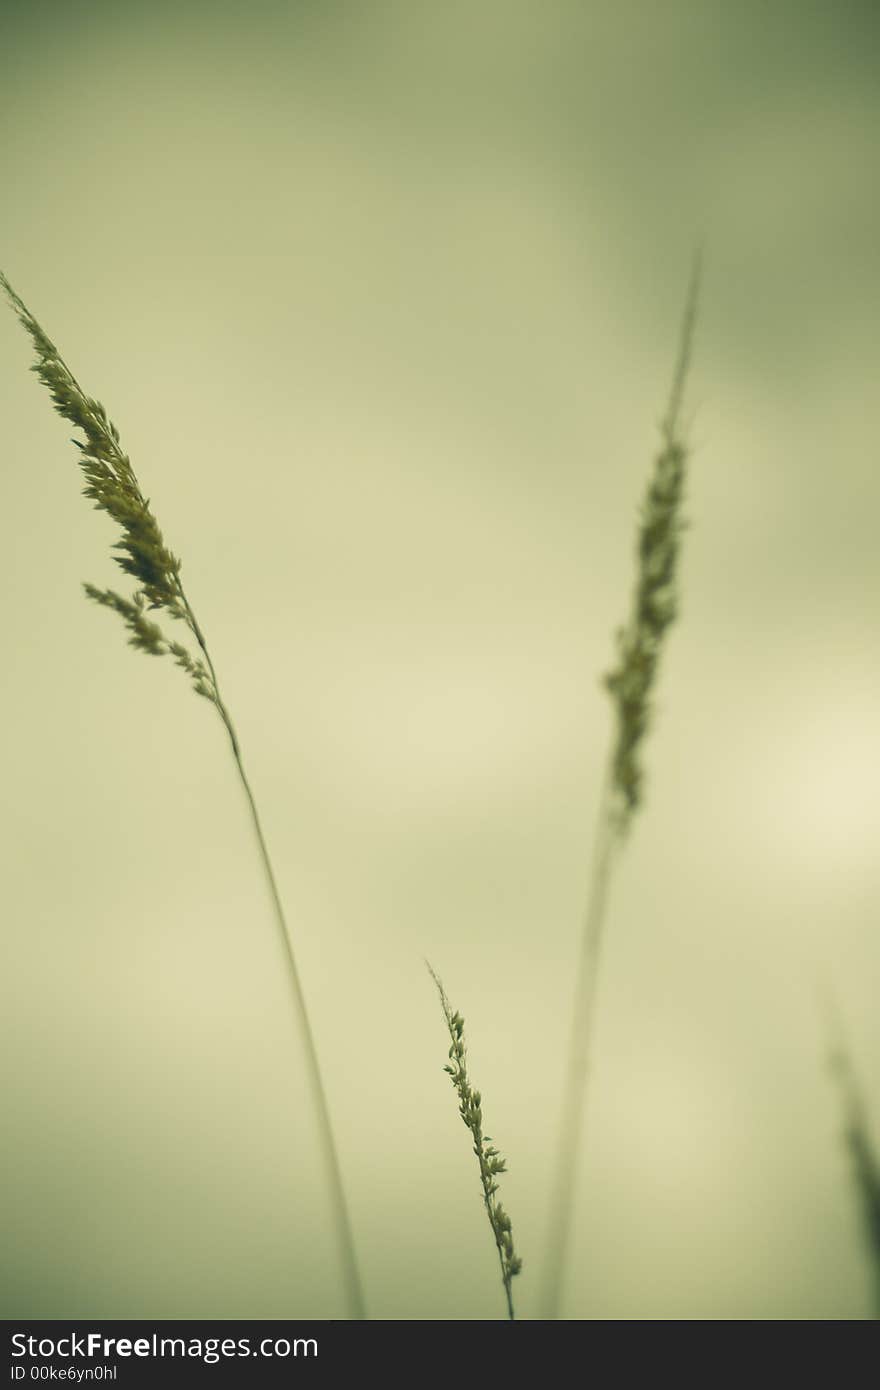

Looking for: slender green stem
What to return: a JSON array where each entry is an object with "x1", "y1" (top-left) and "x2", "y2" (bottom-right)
[
  {"x1": 542, "y1": 765, "x2": 620, "y2": 1320},
  {"x1": 498, "y1": 1249, "x2": 515, "y2": 1321},
  {"x1": 179, "y1": 584, "x2": 366, "y2": 1321},
  {"x1": 232, "y1": 736, "x2": 367, "y2": 1321}
]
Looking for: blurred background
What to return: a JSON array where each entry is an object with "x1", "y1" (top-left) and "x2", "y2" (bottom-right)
[{"x1": 2, "y1": 0, "x2": 878, "y2": 1320}]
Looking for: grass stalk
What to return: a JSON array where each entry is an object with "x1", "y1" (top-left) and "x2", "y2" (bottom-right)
[
  {"x1": 541, "y1": 261, "x2": 700, "y2": 1319},
  {"x1": 1, "y1": 271, "x2": 365, "y2": 1320},
  {"x1": 206, "y1": 656, "x2": 366, "y2": 1322}
]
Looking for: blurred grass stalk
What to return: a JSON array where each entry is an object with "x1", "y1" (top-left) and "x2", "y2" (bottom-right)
[
  {"x1": 824, "y1": 995, "x2": 880, "y2": 1318},
  {"x1": 542, "y1": 262, "x2": 700, "y2": 1319}
]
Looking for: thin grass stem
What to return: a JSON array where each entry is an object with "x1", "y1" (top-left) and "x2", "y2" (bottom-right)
[
  {"x1": 190, "y1": 600, "x2": 367, "y2": 1321},
  {"x1": 541, "y1": 763, "x2": 618, "y2": 1319}
]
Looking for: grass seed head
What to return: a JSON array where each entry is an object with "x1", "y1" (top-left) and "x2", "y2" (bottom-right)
[
  {"x1": 427, "y1": 963, "x2": 522, "y2": 1316},
  {"x1": 1, "y1": 271, "x2": 213, "y2": 702},
  {"x1": 604, "y1": 256, "x2": 700, "y2": 830}
]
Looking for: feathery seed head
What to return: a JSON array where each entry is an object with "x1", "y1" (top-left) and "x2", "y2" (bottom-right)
[{"x1": 1, "y1": 271, "x2": 215, "y2": 705}]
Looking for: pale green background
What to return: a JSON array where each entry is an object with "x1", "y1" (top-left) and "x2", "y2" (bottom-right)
[{"x1": 2, "y1": 0, "x2": 878, "y2": 1320}]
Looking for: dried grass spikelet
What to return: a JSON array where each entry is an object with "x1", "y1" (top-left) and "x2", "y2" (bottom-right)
[
  {"x1": 0, "y1": 271, "x2": 216, "y2": 703},
  {"x1": 427, "y1": 964, "x2": 522, "y2": 1320}
]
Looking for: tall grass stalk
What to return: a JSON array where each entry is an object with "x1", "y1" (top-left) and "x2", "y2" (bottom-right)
[
  {"x1": 1, "y1": 271, "x2": 365, "y2": 1320},
  {"x1": 542, "y1": 263, "x2": 700, "y2": 1319},
  {"x1": 428, "y1": 965, "x2": 522, "y2": 1320},
  {"x1": 824, "y1": 997, "x2": 880, "y2": 1318}
]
